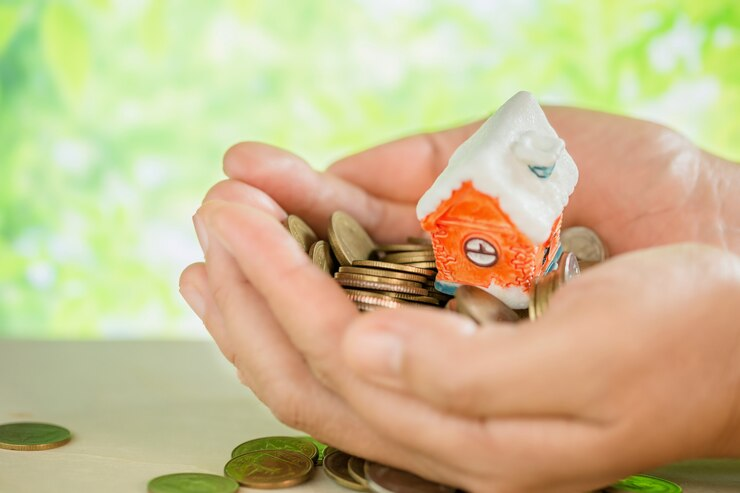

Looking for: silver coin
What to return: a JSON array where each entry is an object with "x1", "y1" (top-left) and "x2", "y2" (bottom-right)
[{"x1": 561, "y1": 226, "x2": 608, "y2": 263}]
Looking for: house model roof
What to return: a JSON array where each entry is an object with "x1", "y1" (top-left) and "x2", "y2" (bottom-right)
[{"x1": 416, "y1": 91, "x2": 579, "y2": 245}]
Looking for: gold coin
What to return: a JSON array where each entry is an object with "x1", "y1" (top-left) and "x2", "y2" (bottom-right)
[
  {"x1": 352, "y1": 260, "x2": 436, "y2": 277},
  {"x1": 347, "y1": 456, "x2": 369, "y2": 489},
  {"x1": 328, "y1": 211, "x2": 376, "y2": 266},
  {"x1": 286, "y1": 215, "x2": 318, "y2": 253},
  {"x1": 0, "y1": 422, "x2": 71, "y2": 451},
  {"x1": 335, "y1": 272, "x2": 423, "y2": 288},
  {"x1": 355, "y1": 302, "x2": 382, "y2": 312},
  {"x1": 336, "y1": 278, "x2": 428, "y2": 296},
  {"x1": 323, "y1": 451, "x2": 367, "y2": 491},
  {"x1": 376, "y1": 291, "x2": 440, "y2": 305},
  {"x1": 364, "y1": 461, "x2": 456, "y2": 493},
  {"x1": 311, "y1": 240, "x2": 335, "y2": 275},
  {"x1": 345, "y1": 291, "x2": 406, "y2": 309},
  {"x1": 374, "y1": 244, "x2": 433, "y2": 253},
  {"x1": 381, "y1": 252, "x2": 436, "y2": 264},
  {"x1": 339, "y1": 266, "x2": 428, "y2": 284},
  {"x1": 404, "y1": 261, "x2": 438, "y2": 269},
  {"x1": 454, "y1": 285, "x2": 519, "y2": 324},
  {"x1": 224, "y1": 450, "x2": 313, "y2": 489},
  {"x1": 561, "y1": 226, "x2": 608, "y2": 264},
  {"x1": 299, "y1": 436, "x2": 327, "y2": 466},
  {"x1": 148, "y1": 473, "x2": 239, "y2": 493},
  {"x1": 231, "y1": 436, "x2": 318, "y2": 462}
]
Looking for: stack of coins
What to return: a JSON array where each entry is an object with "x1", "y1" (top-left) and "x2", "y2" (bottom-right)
[{"x1": 288, "y1": 211, "x2": 451, "y2": 312}]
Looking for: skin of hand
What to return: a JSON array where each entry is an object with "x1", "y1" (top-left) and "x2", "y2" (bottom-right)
[{"x1": 180, "y1": 106, "x2": 740, "y2": 493}]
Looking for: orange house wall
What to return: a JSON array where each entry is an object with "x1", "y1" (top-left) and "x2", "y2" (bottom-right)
[{"x1": 421, "y1": 181, "x2": 561, "y2": 292}]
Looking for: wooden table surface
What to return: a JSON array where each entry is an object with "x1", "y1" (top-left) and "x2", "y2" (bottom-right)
[{"x1": 1, "y1": 341, "x2": 738, "y2": 492}]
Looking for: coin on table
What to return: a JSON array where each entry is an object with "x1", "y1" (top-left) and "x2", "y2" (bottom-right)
[
  {"x1": 328, "y1": 211, "x2": 376, "y2": 266},
  {"x1": 286, "y1": 215, "x2": 318, "y2": 253},
  {"x1": 605, "y1": 474, "x2": 682, "y2": 492},
  {"x1": 231, "y1": 436, "x2": 318, "y2": 463},
  {"x1": 0, "y1": 422, "x2": 72, "y2": 451},
  {"x1": 310, "y1": 240, "x2": 335, "y2": 275},
  {"x1": 352, "y1": 260, "x2": 436, "y2": 278},
  {"x1": 347, "y1": 456, "x2": 369, "y2": 489},
  {"x1": 323, "y1": 450, "x2": 367, "y2": 491},
  {"x1": 339, "y1": 266, "x2": 428, "y2": 284},
  {"x1": 299, "y1": 436, "x2": 328, "y2": 466},
  {"x1": 148, "y1": 473, "x2": 239, "y2": 493},
  {"x1": 224, "y1": 450, "x2": 313, "y2": 489},
  {"x1": 336, "y1": 278, "x2": 429, "y2": 296},
  {"x1": 364, "y1": 462, "x2": 456, "y2": 493},
  {"x1": 561, "y1": 226, "x2": 608, "y2": 264},
  {"x1": 454, "y1": 285, "x2": 519, "y2": 324}
]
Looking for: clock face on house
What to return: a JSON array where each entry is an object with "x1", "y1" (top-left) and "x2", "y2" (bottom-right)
[{"x1": 463, "y1": 237, "x2": 499, "y2": 267}]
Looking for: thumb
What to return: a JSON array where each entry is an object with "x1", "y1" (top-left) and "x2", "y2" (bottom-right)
[{"x1": 341, "y1": 307, "x2": 589, "y2": 418}]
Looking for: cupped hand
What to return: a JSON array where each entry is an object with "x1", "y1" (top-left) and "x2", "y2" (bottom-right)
[{"x1": 180, "y1": 106, "x2": 740, "y2": 492}]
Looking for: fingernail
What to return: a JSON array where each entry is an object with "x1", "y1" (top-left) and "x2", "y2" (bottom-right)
[
  {"x1": 180, "y1": 285, "x2": 206, "y2": 319},
  {"x1": 345, "y1": 328, "x2": 403, "y2": 385},
  {"x1": 193, "y1": 214, "x2": 209, "y2": 252}
]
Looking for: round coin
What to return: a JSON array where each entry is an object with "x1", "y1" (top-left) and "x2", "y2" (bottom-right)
[
  {"x1": 286, "y1": 215, "x2": 318, "y2": 253},
  {"x1": 347, "y1": 456, "x2": 369, "y2": 489},
  {"x1": 346, "y1": 291, "x2": 405, "y2": 309},
  {"x1": 0, "y1": 422, "x2": 71, "y2": 451},
  {"x1": 336, "y1": 278, "x2": 428, "y2": 296},
  {"x1": 231, "y1": 436, "x2": 318, "y2": 462},
  {"x1": 335, "y1": 272, "x2": 422, "y2": 287},
  {"x1": 148, "y1": 473, "x2": 239, "y2": 493},
  {"x1": 364, "y1": 461, "x2": 456, "y2": 493},
  {"x1": 606, "y1": 474, "x2": 681, "y2": 493},
  {"x1": 339, "y1": 266, "x2": 428, "y2": 284},
  {"x1": 407, "y1": 236, "x2": 432, "y2": 245},
  {"x1": 352, "y1": 260, "x2": 436, "y2": 277},
  {"x1": 224, "y1": 450, "x2": 313, "y2": 489},
  {"x1": 454, "y1": 285, "x2": 519, "y2": 324},
  {"x1": 556, "y1": 251, "x2": 581, "y2": 285},
  {"x1": 381, "y1": 252, "x2": 436, "y2": 264},
  {"x1": 374, "y1": 244, "x2": 433, "y2": 253},
  {"x1": 376, "y1": 291, "x2": 440, "y2": 305},
  {"x1": 404, "y1": 262, "x2": 437, "y2": 269},
  {"x1": 323, "y1": 451, "x2": 367, "y2": 491},
  {"x1": 561, "y1": 226, "x2": 608, "y2": 263},
  {"x1": 328, "y1": 211, "x2": 376, "y2": 266},
  {"x1": 311, "y1": 240, "x2": 335, "y2": 275}
]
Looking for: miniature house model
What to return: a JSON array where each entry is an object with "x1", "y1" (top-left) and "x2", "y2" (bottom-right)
[{"x1": 416, "y1": 91, "x2": 579, "y2": 309}]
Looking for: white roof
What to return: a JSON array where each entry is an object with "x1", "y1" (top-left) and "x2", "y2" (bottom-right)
[{"x1": 416, "y1": 91, "x2": 579, "y2": 245}]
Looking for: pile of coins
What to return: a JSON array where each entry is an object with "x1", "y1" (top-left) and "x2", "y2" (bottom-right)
[
  {"x1": 146, "y1": 434, "x2": 682, "y2": 493},
  {"x1": 288, "y1": 211, "x2": 452, "y2": 311},
  {"x1": 288, "y1": 211, "x2": 610, "y2": 324}
]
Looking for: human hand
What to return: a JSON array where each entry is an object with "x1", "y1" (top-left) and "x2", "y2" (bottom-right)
[{"x1": 180, "y1": 107, "x2": 740, "y2": 492}]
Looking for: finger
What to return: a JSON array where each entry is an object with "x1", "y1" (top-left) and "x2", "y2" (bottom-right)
[
  {"x1": 179, "y1": 262, "x2": 229, "y2": 358},
  {"x1": 340, "y1": 306, "x2": 601, "y2": 418},
  {"x1": 327, "y1": 121, "x2": 482, "y2": 203},
  {"x1": 199, "y1": 200, "x2": 357, "y2": 373},
  {"x1": 203, "y1": 178, "x2": 286, "y2": 220},
  {"x1": 222, "y1": 142, "x2": 419, "y2": 242}
]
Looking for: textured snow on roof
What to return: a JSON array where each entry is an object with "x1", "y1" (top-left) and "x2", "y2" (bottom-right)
[{"x1": 416, "y1": 91, "x2": 578, "y2": 244}]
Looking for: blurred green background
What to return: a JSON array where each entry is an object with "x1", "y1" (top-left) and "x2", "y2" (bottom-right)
[{"x1": 1, "y1": 0, "x2": 738, "y2": 338}]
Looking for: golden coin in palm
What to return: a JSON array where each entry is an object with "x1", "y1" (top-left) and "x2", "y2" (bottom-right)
[
  {"x1": 286, "y1": 215, "x2": 318, "y2": 253},
  {"x1": 328, "y1": 211, "x2": 376, "y2": 266}
]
